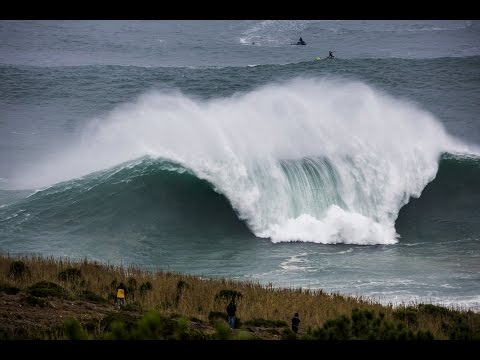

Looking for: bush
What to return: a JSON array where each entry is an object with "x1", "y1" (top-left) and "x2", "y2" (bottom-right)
[
  {"x1": 83, "y1": 320, "x2": 100, "y2": 333},
  {"x1": 281, "y1": 327, "x2": 297, "y2": 340},
  {"x1": 174, "y1": 280, "x2": 189, "y2": 306},
  {"x1": 214, "y1": 289, "x2": 243, "y2": 303},
  {"x1": 64, "y1": 318, "x2": 89, "y2": 340},
  {"x1": 213, "y1": 320, "x2": 232, "y2": 340},
  {"x1": 309, "y1": 309, "x2": 437, "y2": 340},
  {"x1": 235, "y1": 330, "x2": 256, "y2": 340},
  {"x1": 9, "y1": 260, "x2": 29, "y2": 279},
  {"x1": 58, "y1": 268, "x2": 82, "y2": 282},
  {"x1": 24, "y1": 295, "x2": 46, "y2": 307},
  {"x1": 27, "y1": 281, "x2": 69, "y2": 299},
  {"x1": 100, "y1": 312, "x2": 138, "y2": 333},
  {"x1": 127, "y1": 277, "x2": 137, "y2": 293},
  {"x1": 416, "y1": 329, "x2": 434, "y2": 341},
  {"x1": 133, "y1": 310, "x2": 176, "y2": 340},
  {"x1": 79, "y1": 290, "x2": 107, "y2": 304},
  {"x1": 103, "y1": 321, "x2": 130, "y2": 340},
  {"x1": 0, "y1": 283, "x2": 21, "y2": 295},
  {"x1": 393, "y1": 307, "x2": 418, "y2": 326},
  {"x1": 139, "y1": 281, "x2": 152, "y2": 295},
  {"x1": 417, "y1": 304, "x2": 452, "y2": 317},
  {"x1": 448, "y1": 317, "x2": 480, "y2": 340},
  {"x1": 173, "y1": 316, "x2": 190, "y2": 340}
]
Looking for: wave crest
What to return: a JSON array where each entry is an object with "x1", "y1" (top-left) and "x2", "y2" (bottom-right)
[{"x1": 11, "y1": 77, "x2": 479, "y2": 244}]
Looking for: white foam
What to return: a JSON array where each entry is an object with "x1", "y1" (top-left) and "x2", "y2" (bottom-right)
[
  {"x1": 261, "y1": 206, "x2": 398, "y2": 244},
  {"x1": 14, "y1": 77, "x2": 477, "y2": 244}
]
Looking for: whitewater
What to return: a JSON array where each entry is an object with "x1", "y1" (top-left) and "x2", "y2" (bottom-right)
[{"x1": 12, "y1": 78, "x2": 478, "y2": 246}]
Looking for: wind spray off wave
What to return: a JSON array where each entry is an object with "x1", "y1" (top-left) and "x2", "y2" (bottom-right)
[{"x1": 19, "y1": 77, "x2": 473, "y2": 245}]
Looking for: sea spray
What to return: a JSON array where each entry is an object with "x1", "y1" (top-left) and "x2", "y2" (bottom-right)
[{"x1": 13, "y1": 77, "x2": 466, "y2": 244}]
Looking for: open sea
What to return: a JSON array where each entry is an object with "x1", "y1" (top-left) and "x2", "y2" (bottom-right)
[{"x1": 1, "y1": 20, "x2": 479, "y2": 311}]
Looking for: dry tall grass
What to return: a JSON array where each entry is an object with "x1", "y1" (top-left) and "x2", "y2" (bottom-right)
[
  {"x1": 2, "y1": 252, "x2": 476, "y2": 339},
  {"x1": 0, "y1": 253, "x2": 391, "y2": 326}
]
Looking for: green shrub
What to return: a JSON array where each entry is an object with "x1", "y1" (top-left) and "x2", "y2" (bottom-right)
[
  {"x1": 393, "y1": 307, "x2": 418, "y2": 326},
  {"x1": 82, "y1": 320, "x2": 100, "y2": 333},
  {"x1": 352, "y1": 308, "x2": 374, "y2": 337},
  {"x1": 235, "y1": 330, "x2": 256, "y2": 340},
  {"x1": 64, "y1": 318, "x2": 89, "y2": 340},
  {"x1": 417, "y1": 304, "x2": 452, "y2": 317},
  {"x1": 100, "y1": 312, "x2": 138, "y2": 333},
  {"x1": 0, "y1": 283, "x2": 21, "y2": 295},
  {"x1": 213, "y1": 320, "x2": 232, "y2": 340},
  {"x1": 309, "y1": 309, "x2": 437, "y2": 340},
  {"x1": 325, "y1": 315, "x2": 352, "y2": 340},
  {"x1": 78, "y1": 290, "x2": 107, "y2": 304},
  {"x1": 448, "y1": 317, "x2": 480, "y2": 340},
  {"x1": 416, "y1": 329, "x2": 434, "y2": 341},
  {"x1": 133, "y1": 310, "x2": 176, "y2": 340},
  {"x1": 173, "y1": 316, "x2": 190, "y2": 340},
  {"x1": 104, "y1": 320, "x2": 130, "y2": 340},
  {"x1": 24, "y1": 295, "x2": 46, "y2": 307},
  {"x1": 27, "y1": 281, "x2": 69, "y2": 299}
]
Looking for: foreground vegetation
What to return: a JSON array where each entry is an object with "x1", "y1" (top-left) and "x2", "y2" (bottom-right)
[{"x1": 1, "y1": 253, "x2": 479, "y2": 340}]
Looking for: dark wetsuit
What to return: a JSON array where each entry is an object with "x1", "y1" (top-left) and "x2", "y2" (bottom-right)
[{"x1": 291, "y1": 314, "x2": 301, "y2": 333}]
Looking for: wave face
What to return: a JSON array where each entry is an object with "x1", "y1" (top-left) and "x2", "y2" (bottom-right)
[
  {"x1": 0, "y1": 159, "x2": 252, "y2": 240},
  {"x1": 2, "y1": 152, "x2": 480, "y2": 248},
  {"x1": 7, "y1": 78, "x2": 477, "y2": 245},
  {"x1": 396, "y1": 153, "x2": 480, "y2": 240}
]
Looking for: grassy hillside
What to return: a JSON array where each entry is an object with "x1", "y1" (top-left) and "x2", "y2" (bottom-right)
[{"x1": 1, "y1": 253, "x2": 479, "y2": 340}]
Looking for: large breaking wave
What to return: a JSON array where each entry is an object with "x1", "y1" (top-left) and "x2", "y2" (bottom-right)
[{"x1": 6, "y1": 78, "x2": 480, "y2": 245}]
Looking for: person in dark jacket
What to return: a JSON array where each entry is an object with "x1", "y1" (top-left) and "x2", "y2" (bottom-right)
[
  {"x1": 226, "y1": 299, "x2": 237, "y2": 329},
  {"x1": 291, "y1": 312, "x2": 301, "y2": 333}
]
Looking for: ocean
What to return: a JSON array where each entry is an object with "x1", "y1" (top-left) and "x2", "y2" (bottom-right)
[{"x1": 0, "y1": 20, "x2": 479, "y2": 311}]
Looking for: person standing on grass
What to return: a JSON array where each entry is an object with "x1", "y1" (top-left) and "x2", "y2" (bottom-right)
[
  {"x1": 291, "y1": 312, "x2": 301, "y2": 334},
  {"x1": 226, "y1": 299, "x2": 237, "y2": 329},
  {"x1": 116, "y1": 282, "x2": 126, "y2": 308}
]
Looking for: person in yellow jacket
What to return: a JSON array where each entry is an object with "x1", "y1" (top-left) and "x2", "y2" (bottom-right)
[{"x1": 116, "y1": 282, "x2": 126, "y2": 308}]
